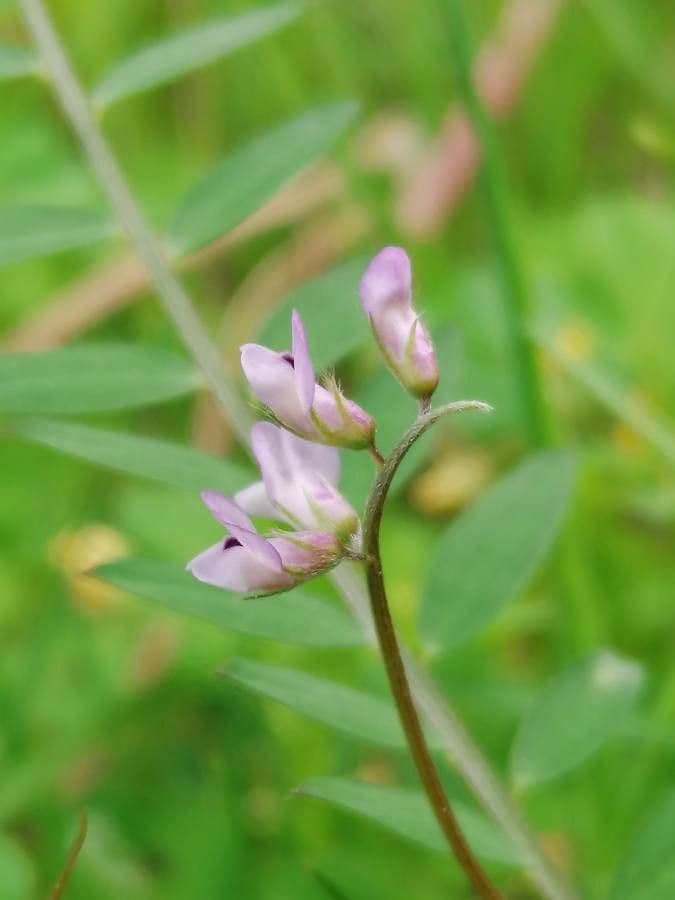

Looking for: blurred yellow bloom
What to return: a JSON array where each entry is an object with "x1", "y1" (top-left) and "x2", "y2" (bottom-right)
[
  {"x1": 49, "y1": 524, "x2": 130, "y2": 612},
  {"x1": 552, "y1": 318, "x2": 595, "y2": 362},
  {"x1": 410, "y1": 448, "x2": 493, "y2": 516}
]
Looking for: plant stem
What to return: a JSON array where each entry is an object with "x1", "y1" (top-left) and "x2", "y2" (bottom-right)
[
  {"x1": 19, "y1": 0, "x2": 253, "y2": 448},
  {"x1": 445, "y1": 0, "x2": 549, "y2": 448},
  {"x1": 361, "y1": 401, "x2": 503, "y2": 900},
  {"x1": 331, "y1": 563, "x2": 577, "y2": 900},
  {"x1": 50, "y1": 809, "x2": 88, "y2": 900}
]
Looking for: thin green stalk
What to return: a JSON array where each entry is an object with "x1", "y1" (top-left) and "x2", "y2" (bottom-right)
[
  {"x1": 362, "y1": 401, "x2": 504, "y2": 900},
  {"x1": 50, "y1": 810, "x2": 88, "y2": 900},
  {"x1": 445, "y1": 0, "x2": 549, "y2": 448},
  {"x1": 19, "y1": 0, "x2": 253, "y2": 448},
  {"x1": 445, "y1": 0, "x2": 598, "y2": 662}
]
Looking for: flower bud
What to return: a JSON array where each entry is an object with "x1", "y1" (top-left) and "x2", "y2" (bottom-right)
[
  {"x1": 269, "y1": 530, "x2": 343, "y2": 579},
  {"x1": 241, "y1": 310, "x2": 375, "y2": 450},
  {"x1": 359, "y1": 246, "x2": 439, "y2": 399}
]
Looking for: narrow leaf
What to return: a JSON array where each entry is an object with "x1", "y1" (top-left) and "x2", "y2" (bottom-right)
[
  {"x1": 0, "y1": 45, "x2": 38, "y2": 81},
  {"x1": 170, "y1": 101, "x2": 359, "y2": 253},
  {"x1": 256, "y1": 257, "x2": 370, "y2": 372},
  {"x1": 0, "y1": 832, "x2": 36, "y2": 898},
  {"x1": 610, "y1": 793, "x2": 675, "y2": 900},
  {"x1": 0, "y1": 207, "x2": 115, "y2": 267},
  {"x1": 92, "y1": 3, "x2": 300, "y2": 108},
  {"x1": 14, "y1": 420, "x2": 250, "y2": 495},
  {"x1": 420, "y1": 451, "x2": 576, "y2": 651},
  {"x1": 96, "y1": 559, "x2": 362, "y2": 648},
  {"x1": 511, "y1": 650, "x2": 644, "y2": 787},
  {"x1": 223, "y1": 657, "x2": 406, "y2": 748},
  {"x1": 296, "y1": 777, "x2": 522, "y2": 865},
  {"x1": 0, "y1": 344, "x2": 199, "y2": 415}
]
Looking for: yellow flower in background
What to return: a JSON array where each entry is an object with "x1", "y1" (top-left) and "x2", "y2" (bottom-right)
[{"x1": 49, "y1": 524, "x2": 130, "y2": 613}]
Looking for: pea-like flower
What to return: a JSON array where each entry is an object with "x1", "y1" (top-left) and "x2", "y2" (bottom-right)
[
  {"x1": 359, "y1": 246, "x2": 439, "y2": 399},
  {"x1": 186, "y1": 491, "x2": 343, "y2": 595},
  {"x1": 240, "y1": 310, "x2": 375, "y2": 449},
  {"x1": 235, "y1": 422, "x2": 359, "y2": 540}
]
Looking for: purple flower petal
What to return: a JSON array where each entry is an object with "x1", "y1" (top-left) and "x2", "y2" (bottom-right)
[
  {"x1": 234, "y1": 481, "x2": 276, "y2": 518},
  {"x1": 187, "y1": 541, "x2": 290, "y2": 592},
  {"x1": 251, "y1": 421, "x2": 286, "y2": 500},
  {"x1": 200, "y1": 490, "x2": 254, "y2": 531},
  {"x1": 359, "y1": 246, "x2": 412, "y2": 316},
  {"x1": 225, "y1": 521, "x2": 284, "y2": 572},
  {"x1": 240, "y1": 343, "x2": 306, "y2": 428},
  {"x1": 200, "y1": 489, "x2": 282, "y2": 572},
  {"x1": 285, "y1": 428, "x2": 340, "y2": 485},
  {"x1": 291, "y1": 309, "x2": 316, "y2": 413}
]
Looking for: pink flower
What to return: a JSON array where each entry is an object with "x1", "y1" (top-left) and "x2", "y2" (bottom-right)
[
  {"x1": 359, "y1": 246, "x2": 439, "y2": 399},
  {"x1": 240, "y1": 310, "x2": 375, "y2": 449},
  {"x1": 186, "y1": 491, "x2": 342, "y2": 595},
  {"x1": 235, "y1": 422, "x2": 359, "y2": 540}
]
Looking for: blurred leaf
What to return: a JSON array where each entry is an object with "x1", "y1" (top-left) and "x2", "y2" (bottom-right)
[
  {"x1": 169, "y1": 101, "x2": 359, "y2": 253},
  {"x1": 14, "y1": 420, "x2": 250, "y2": 494},
  {"x1": 92, "y1": 3, "x2": 300, "y2": 108},
  {"x1": 296, "y1": 778, "x2": 522, "y2": 865},
  {"x1": 0, "y1": 206, "x2": 115, "y2": 267},
  {"x1": 510, "y1": 650, "x2": 644, "y2": 787},
  {"x1": 113, "y1": 484, "x2": 223, "y2": 558},
  {"x1": 0, "y1": 345, "x2": 199, "y2": 415},
  {"x1": 420, "y1": 452, "x2": 576, "y2": 651},
  {"x1": 0, "y1": 833, "x2": 36, "y2": 900},
  {"x1": 223, "y1": 657, "x2": 407, "y2": 748},
  {"x1": 256, "y1": 257, "x2": 371, "y2": 371},
  {"x1": 610, "y1": 793, "x2": 675, "y2": 900},
  {"x1": 533, "y1": 319, "x2": 675, "y2": 467},
  {"x1": 96, "y1": 559, "x2": 362, "y2": 647},
  {"x1": 582, "y1": 0, "x2": 674, "y2": 117},
  {"x1": 0, "y1": 45, "x2": 38, "y2": 81}
]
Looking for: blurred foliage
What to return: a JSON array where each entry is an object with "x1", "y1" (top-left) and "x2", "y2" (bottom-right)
[{"x1": 1, "y1": 0, "x2": 675, "y2": 898}]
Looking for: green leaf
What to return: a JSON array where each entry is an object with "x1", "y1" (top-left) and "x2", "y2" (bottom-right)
[
  {"x1": 0, "y1": 206, "x2": 115, "y2": 267},
  {"x1": 0, "y1": 344, "x2": 199, "y2": 415},
  {"x1": 420, "y1": 451, "x2": 576, "y2": 651},
  {"x1": 510, "y1": 650, "x2": 644, "y2": 787},
  {"x1": 92, "y1": 3, "x2": 300, "y2": 108},
  {"x1": 14, "y1": 420, "x2": 250, "y2": 495},
  {"x1": 169, "y1": 101, "x2": 359, "y2": 253},
  {"x1": 256, "y1": 257, "x2": 370, "y2": 372},
  {"x1": 0, "y1": 833, "x2": 36, "y2": 900},
  {"x1": 610, "y1": 793, "x2": 675, "y2": 900},
  {"x1": 296, "y1": 777, "x2": 522, "y2": 865},
  {"x1": 223, "y1": 657, "x2": 406, "y2": 749},
  {"x1": 0, "y1": 45, "x2": 38, "y2": 81},
  {"x1": 96, "y1": 559, "x2": 362, "y2": 648}
]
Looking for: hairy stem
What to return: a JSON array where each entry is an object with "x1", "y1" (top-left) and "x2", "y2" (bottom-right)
[
  {"x1": 361, "y1": 401, "x2": 503, "y2": 899},
  {"x1": 19, "y1": 0, "x2": 253, "y2": 447}
]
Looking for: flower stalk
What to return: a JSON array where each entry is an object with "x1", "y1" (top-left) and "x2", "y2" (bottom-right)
[
  {"x1": 361, "y1": 401, "x2": 503, "y2": 900},
  {"x1": 50, "y1": 809, "x2": 88, "y2": 900}
]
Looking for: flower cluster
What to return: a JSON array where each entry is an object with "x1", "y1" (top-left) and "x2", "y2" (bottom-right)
[{"x1": 187, "y1": 247, "x2": 438, "y2": 596}]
